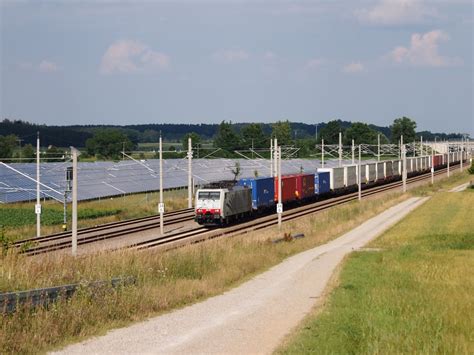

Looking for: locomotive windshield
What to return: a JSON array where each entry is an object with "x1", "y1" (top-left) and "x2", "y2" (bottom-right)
[{"x1": 198, "y1": 191, "x2": 221, "y2": 200}]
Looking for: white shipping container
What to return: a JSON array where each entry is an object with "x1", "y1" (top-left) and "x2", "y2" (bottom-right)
[
  {"x1": 318, "y1": 167, "x2": 345, "y2": 190},
  {"x1": 365, "y1": 163, "x2": 376, "y2": 183},
  {"x1": 384, "y1": 161, "x2": 393, "y2": 178},
  {"x1": 376, "y1": 162, "x2": 384, "y2": 180},
  {"x1": 344, "y1": 165, "x2": 357, "y2": 187},
  {"x1": 392, "y1": 160, "x2": 401, "y2": 176}
]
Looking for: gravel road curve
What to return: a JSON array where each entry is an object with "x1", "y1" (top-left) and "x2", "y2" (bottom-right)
[{"x1": 52, "y1": 197, "x2": 429, "y2": 355}]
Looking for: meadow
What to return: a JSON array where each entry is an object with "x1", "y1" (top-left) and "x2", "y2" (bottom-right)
[
  {"x1": 0, "y1": 189, "x2": 188, "y2": 242},
  {"x1": 281, "y1": 185, "x2": 473, "y2": 353}
]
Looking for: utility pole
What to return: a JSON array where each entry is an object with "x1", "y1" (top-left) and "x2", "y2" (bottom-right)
[
  {"x1": 270, "y1": 138, "x2": 273, "y2": 178},
  {"x1": 251, "y1": 139, "x2": 254, "y2": 159},
  {"x1": 35, "y1": 132, "x2": 41, "y2": 237},
  {"x1": 321, "y1": 139, "x2": 325, "y2": 168},
  {"x1": 71, "y1": 147, "x2": 79, "y2": 256},
  {"x1": 352, "y1": 139, "x2": 355, "y2": 165},
  {"x1": 431, "y1": 139, "x2": 434, "y2": 185},
  {"x1": 274, "y1": 138, "x2": 278, "y2": 177},
  {"x1": 420, "y1": 136, "x2": 423, "y2": 156},
  {"x1": 460, "y1": 137, "x2": 463, "y2": 172},
  {"x1": 159, "y1": 135, "x2": 164, "y2": 235},
  {"x1": 277, "y1": 145, "x2": 282, "y2": 231},
  {"x1": 447, "y1": 142, "x2": 450, "y2": 177},
  {"x1": 188, "y1": 137, "x2": 193, "y2": 209},
  {"x1": 358, "y1": 144, "x2": 362, "y2": 201},
  {"x1": 377, "y1": 134, "x2": 380, "y2": 161},
  {"x1": 338, "y1": 132, "x2": 342, "y2": 167},
  {"x1": 315, "y1": 123, "x2": 318, "y2": 142},
  {"x1": 401, "y1": 135, "x2": 406, "y2": 193}
]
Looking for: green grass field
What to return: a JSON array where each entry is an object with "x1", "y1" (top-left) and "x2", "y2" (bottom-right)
[
  {"x1": 281, "y1": 189, "x2": 473, "y2": 354},
  {"x1": 0, "y1": 189, "x2": 188, "y2": 242}
]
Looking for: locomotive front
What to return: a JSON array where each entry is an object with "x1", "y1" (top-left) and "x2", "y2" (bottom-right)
[{"x1": 194, "y1": 189, "x2": 224, "y2": 225}]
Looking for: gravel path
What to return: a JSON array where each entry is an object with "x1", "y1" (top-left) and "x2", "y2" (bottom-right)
[
  {"x1": 53, "y1": 197, "x2": 429, "y2": 355},
  {"x1": 449, "y1": 182, "x2": 470, "y2": 192}
]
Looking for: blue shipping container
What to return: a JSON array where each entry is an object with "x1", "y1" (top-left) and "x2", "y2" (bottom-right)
[
  {"x1": 238, "y1": 177, "x2": 275, "y2": 210},
  {"x1": 315, "y1": 172, "x2": 330, "y2": 194}
]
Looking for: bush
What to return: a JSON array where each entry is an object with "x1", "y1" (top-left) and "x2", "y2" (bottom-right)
[{"x1": 468, "y1": 160, "x2": 474, "y2": 175}]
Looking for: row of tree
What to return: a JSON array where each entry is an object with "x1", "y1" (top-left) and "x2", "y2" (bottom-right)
[
  {"x1": 0, "y1": 134, "x2": 65, "y2": 162},
  {"x1": 0, "y1": 117, "x2": 462, "y2": 160}
]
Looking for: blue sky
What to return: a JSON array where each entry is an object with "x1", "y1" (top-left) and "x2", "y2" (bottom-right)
[{"x1": 1, "y1": 0, "x2": 472, "y2": 135}]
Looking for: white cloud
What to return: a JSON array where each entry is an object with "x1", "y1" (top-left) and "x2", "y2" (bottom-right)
[
  {"x1": 263, "y1": 51, "x2": 276, "y2": 60},
  {"x1": 19, "y1": 60, "x2": 60, "y2": 73},
  {"x1": 100, "y1": 40, "x2": 169, "y2": 74},
  {"x1": 387, "y1": 30, "x2": 463, "y2": 67},
  {"x1": 342, "y1": 62, "x2": 365, "y2": 73},
  {"x1": 212, "y1": 49, "x2": 250, "y2": 62},
  {"x1": 38, "y1": 60, "x2": 59, "y2": 73},
  {"x1": 305, "y1": 58, "x2": 324, "y2": 70},
  {"x1": 356, "y1": 0, "x2": 438, "y2": 25}
]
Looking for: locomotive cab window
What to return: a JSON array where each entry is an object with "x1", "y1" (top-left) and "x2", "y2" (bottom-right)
[{"x1": 198, "y1": 191, "x2": 221, "y2": 200}]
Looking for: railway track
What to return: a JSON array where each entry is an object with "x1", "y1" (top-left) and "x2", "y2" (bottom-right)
[
  {"x1": 15, "y1": 208, "x2": 195, "y2": 255},
  {"x1": 131, "y1": 165, "x2": 459, "y2": 251},
  {"x1": 17, "y1": 164, "x2": 461, "y2": 256}
]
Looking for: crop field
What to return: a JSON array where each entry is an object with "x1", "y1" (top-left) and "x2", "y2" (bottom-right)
[
  {"x1": 281, "y1": 186, "x2": 473, "y2": 353},
  {"x1": 0, "y1": 189, "x2": 188, "y2": 242}
]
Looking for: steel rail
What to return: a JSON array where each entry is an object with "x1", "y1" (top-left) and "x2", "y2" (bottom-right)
[{"x1": 14, "y1": 208, "x2": 194, "y2": 247}]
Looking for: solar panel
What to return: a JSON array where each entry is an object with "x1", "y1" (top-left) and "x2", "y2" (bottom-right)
[{"x1": 0, "y1": 158, "x2": 367, "y2": 204}]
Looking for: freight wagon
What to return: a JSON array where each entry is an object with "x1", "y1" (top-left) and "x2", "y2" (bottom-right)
[
  {"x1": 195, "y1": 187, "x2": 252, "y2": 225},
  {"x1": 317, "y1": 167, "x2": 345, "y2": 190},
  {"x1": 292, "y1": 174, "x2": 315, "y2": 200},
  {"x1": 365, "y1": 163, "x2": 377, "y2": 183},
  {"x1": 238, "y1": 177, "x2": 275, "y2": 210},
  {"x1": 375, "y1": 162, "x2": 384, "y2": 180},
  {"x1": 274, "y1": 175, "x2": 298, "y2": 203},
  {"x1": 384, "y1": 161, "x2": 393, "y2": 179},
  {"x1": 314, "y1": 172, "x2": 330, "y2": 194},
  {"x1": 344, "y1": 165, "x2": 357, "y2": 187}
]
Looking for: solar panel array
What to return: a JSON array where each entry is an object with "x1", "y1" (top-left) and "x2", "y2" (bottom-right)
[{"x1": 0, "y1": 158, "x2": 359, "y2": 204}]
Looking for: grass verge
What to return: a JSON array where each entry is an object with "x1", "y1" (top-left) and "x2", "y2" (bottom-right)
[
  {"x1": 1, "y1": 191, "x2": 408, "y2": 353},
  {"x1": 280, "y1": 188, "x2": 473, "y2": 354},
  {"x1": 0, "y1": 189, "x2": 188, "y2": 242}
]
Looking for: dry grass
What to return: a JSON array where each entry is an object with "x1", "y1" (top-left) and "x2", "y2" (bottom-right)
[
  {"x1": 1, "y1": 189, "x2": 188, "y2": 242},
  {"x1": 1, "y1": 191, "x2": 408, "y2": 353}
]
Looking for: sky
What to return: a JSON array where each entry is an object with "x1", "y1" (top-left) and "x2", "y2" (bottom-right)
[{"x1": 0, "y1": 0, "x2": 472, "y2": 135}]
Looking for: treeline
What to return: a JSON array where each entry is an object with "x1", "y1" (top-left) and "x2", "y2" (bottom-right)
[{"x1": 0, "y1": 117, "x2": 467, "y2": 161}]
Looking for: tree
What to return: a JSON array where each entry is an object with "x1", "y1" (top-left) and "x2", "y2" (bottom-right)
[
  {"x1": 344, "y1": 122, "x2": 379, "y2": 145},
  {"x1": 271, "y1": 120, "x2": 292, "y2": 145},
  {"x1": 241, "y1": 123, "x2": 267, "y2": 148},
  {"x1": 318, "y1": 120, "x2": 344, "y2": 144},
  {"x1": 45, "y1": 145, "x2": 65, "y2": 162},
  {"x1": 21, "y1": 144, "x2": 35, "y2": 162},
  {"x1": 0, "y1": 134, "x2": 18, "y2": 159},
  {"x1": 214, "y1": 121, "x2": 241, "y2": 153},
  {"x1": 231, "y1": 161, "x2": 241, "y2": 181},
  {"x1": 390, "y1": 117, "x2": 417, "y2": 143},
  {"x1": 182, "y1": 132, "x2": 201, "y2": 150},
  {"x1": 142, "y1": 129, "x2": 160, "y2": 143},
  {"x1": 85, "y1": 129, "x2": 134, "y2": 159}
]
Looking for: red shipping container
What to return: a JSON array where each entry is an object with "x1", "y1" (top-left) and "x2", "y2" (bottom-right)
[
  {"x1": 433, "y1": 155, "x2": 443, "y2": 168},
  {"x1": 291, "y1": 174, "x2": 315, "y2": 200},
  {"x1": 274, "y1": 175, "x2": 298, "y2": 203}
]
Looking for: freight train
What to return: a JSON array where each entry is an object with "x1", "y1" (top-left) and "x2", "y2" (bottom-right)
[{"x1": 194, "y1": 152, "x2": 467, "y2": 226}]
